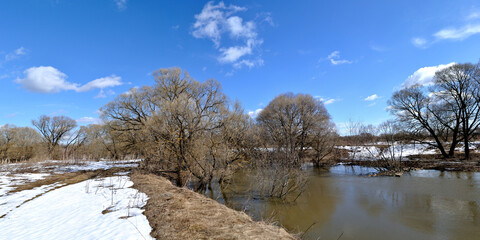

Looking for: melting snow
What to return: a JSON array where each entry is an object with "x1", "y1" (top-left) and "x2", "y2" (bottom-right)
[
  {"x1": 0, "y1": 175, "x2": 153, "y2": 240},
  {"x1": 0, "y1": 160, "x2": 154, "y2": 240}
]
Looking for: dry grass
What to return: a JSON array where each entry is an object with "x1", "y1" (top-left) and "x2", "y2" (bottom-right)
[
  {"x1": 131, "y1": 172, "x2": 297, "y2": 240},
  {"x1": 7, "y1": 167, "x2": 132, "y2": 194}
]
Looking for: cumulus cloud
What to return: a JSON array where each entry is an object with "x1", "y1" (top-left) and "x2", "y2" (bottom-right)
[
  {"x1": 364, "y1": 94, "x2": 379, "y2": 101},
  {"x1": 192, "y1": 1, "x2": 267, "y2": 69},
  {"x1": 248, "y1": 108, "x2": 263, "y2": 118},
  {"x1": 401, "y1": 62, "x2": 456, "y2": 88},
  {"x1": 16, "y1": 66, "x2": 122, "y2": 94},
  {"x1": 327, "y1": 51, "x2": 352, "y2": 65}
]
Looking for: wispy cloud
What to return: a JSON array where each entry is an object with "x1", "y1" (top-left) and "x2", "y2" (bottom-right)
[
  {"x1": 364, "y1": 94, "x2": 379, "y2": 101},
  {"x1": 369, "y1": 42, "x2": 387, "y2": 52},
  {"x1": 467, "y1": 11, "x2": 480, "y2": 20},
  {"x1": 411, "y1": 37, "x2": 428, "y2": 48},
  {"x1": 433, "y1": 24, "x2": 480, "y2": 40},
  {"x1": 76, "y1": 117, "x2": 101, "y2": 124},
  {"x1": 113, "y1": 0, "x2": 127, "y2": 10},
  {"x1": 3, "y1": 47, "x2": 27, "y2": 62},
  {"x1": 315, "y1": 96, "x2": 339, "y2": 105},
  {"x1": 15, "y1": 66, "x2": 122, "y2": 94},
  {"x1": 192, "y1": 1, "x2": 269, "y2": 69},
  {"x1": 412, "y1": 10, "x2": 480, "y2": 48},
  {"x1": 327, "y1": 51, "x2": 352, "y2": 65},
  {"x1": 401, "y1": 62, "x2": 456, "y2": 88}
]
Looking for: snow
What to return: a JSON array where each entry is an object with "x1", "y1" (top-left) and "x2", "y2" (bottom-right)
[
  {"x1": 0, "y1": 159, "x2": 154, "y2": 240},
  {"x1": 338, "y1": 143, "x2": 439, "y2": 160},
  {"x1": 0, "y1": 159, "x2": 141, "y2": 175},
  {"x1": 0, "y1": 175, "x2": 153, "y2": 240}
]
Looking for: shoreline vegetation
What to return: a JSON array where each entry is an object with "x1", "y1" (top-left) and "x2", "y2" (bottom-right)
[{"x1": 131, "y1": 172, "x2": 296, "y2": 240}]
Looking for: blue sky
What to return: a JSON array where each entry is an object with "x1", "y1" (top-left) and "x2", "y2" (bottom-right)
[{"x1": 1, "y1": 0, "x2": 480, "y2": 134}]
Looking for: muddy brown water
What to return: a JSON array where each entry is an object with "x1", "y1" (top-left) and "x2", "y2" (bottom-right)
[{"x1": 207, "y1": 165, "x2": 480, "y2": 240}]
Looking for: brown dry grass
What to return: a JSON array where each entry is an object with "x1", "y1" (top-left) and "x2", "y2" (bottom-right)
[
  {"x1": 7, "y1": 167, "x2": 132, "y2": 194},
  {"x1": 131, "y1": 172, "x2": 297, "y2": 240}
]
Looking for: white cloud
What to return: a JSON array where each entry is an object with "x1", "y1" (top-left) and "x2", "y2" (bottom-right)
[
  {"x1": 248, "y1": 108, "x2": 263, "y2": 118},
  {"x1": 324, "y1": 99, "x2": 336, "y2": 105},
  {"x1": 327, "y1": 51, "x2": 352, "y2": 65},
  {"x1": 76, "y1": 117, "x2": 101, "y2": 124},
  {"x1": 411, "y1": 37, "x2": 427, "y2": 48},
  {"x1": 467, "y1": 11, "x2": 480, "y2": 20},
  {"x1": 95, "y1": 89, "x2": 116, "y2": 99},
  {"x1": 433, "y1": 24, "x2": 480, "y2": 40},
  {"x1": 16, "y1": 66, "x2": 77, "y2": 93},
  {"x1": 401, "y1": 62, "x2": 456, "y2": 88},
  {"x1": 16, "y1": 66, "x2": 122, "y2": 94},
  {"x1": 192, "y1": 1, "x2": 266, "y2": 69},
  {"x1": 315, "y1": 96, "x2": 338, "y2": 105},
  {"x1": 219, "y1": 44, "x2": 252, "y2": 63},
  {"x1": 77, "y1": 75, "x2": 122, "y2": 92},
  {"x1": 232, "y1": 59, "x2": 264, "y2": 69},
  {"x1": 226, "y1": 16, "x2": 256, "y2": 39},
  {"x1": 113, "y1": 0, "x2": 127, "y2": 10},
  {"x1": 4, "y1": 47, "x2": 27, "y2": 61},
  {"x1": 364, "y1": 94, "x2": 379, "y2": 101},
  {"x1": 172, "y1": 25, "x2": 180, "y2": 30},
  {"x1": 412, "y1": 12, "x2": 480, "y2": 48}
]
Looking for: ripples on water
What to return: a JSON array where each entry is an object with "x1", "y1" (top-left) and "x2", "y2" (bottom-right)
[{"x1": 207, "y1": 165, "x2": 480, "y2": 240}]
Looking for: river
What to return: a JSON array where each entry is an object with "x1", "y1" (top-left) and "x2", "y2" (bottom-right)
[{"x1": 207, "y1": 165, "x2": 480, "y2": 240}]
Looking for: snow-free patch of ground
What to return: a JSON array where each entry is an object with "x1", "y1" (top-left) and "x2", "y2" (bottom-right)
[{"x1": 0, "y1": 175, "x2": 153, "y2": 240}]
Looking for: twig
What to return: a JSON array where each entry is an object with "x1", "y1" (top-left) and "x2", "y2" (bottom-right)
[
  {"x1": 126, "y1": 218, "x2": 148, "y2": 240},
  {"x1": 300, "y1": 221, "x2": 316, "y2": 238}
]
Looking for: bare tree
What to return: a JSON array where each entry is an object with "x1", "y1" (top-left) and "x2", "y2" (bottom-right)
[
  {"x1": 102, "y1": 68, "x2": 249, "y2": 190},
  {"x1": 253, "y1": 93, "x2": 335, "y2": 201},
  {"x1": 0, "y1": 125, "x2": 41, "y2": 162},
  {"x1": 389, "y1": 62, "x2": 480, "y2": 160},
  {"x1": 433, "y1": 63, "x2": 480, "y2": 159},
  {"x1": 389, "y1": 85, "x2": 459, "y2": 158},
  {"x1": 32, "y1": 115, "x2": 77, "y2": 158},
  {"x1": 257, "y1": 93, "x2": 333, "y2": 166}
]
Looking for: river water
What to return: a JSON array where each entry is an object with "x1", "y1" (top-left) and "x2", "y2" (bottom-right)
[{"x1": 209, "y1": 165, "x2": 480, "y2": 240}]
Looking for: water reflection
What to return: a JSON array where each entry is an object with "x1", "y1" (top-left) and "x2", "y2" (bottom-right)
[{"x1": 207, "y1": 165, "x2": 480, "y2": 240}]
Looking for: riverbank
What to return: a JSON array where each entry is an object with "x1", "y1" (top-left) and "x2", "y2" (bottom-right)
[
  {"x1": 131, "y1": 172, "x2": 296, "y2": 240},
  {"x1": 339, "y1": 156, "x2": 480, "y2": 172}
]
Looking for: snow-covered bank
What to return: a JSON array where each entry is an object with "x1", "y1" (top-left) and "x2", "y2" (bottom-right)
[
  {"x1": 0, "y1": 175, "x2": 153, "y2": 240},
  {"x1": 338, "y1": 142, "x2": 480, "y2": 161}
]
